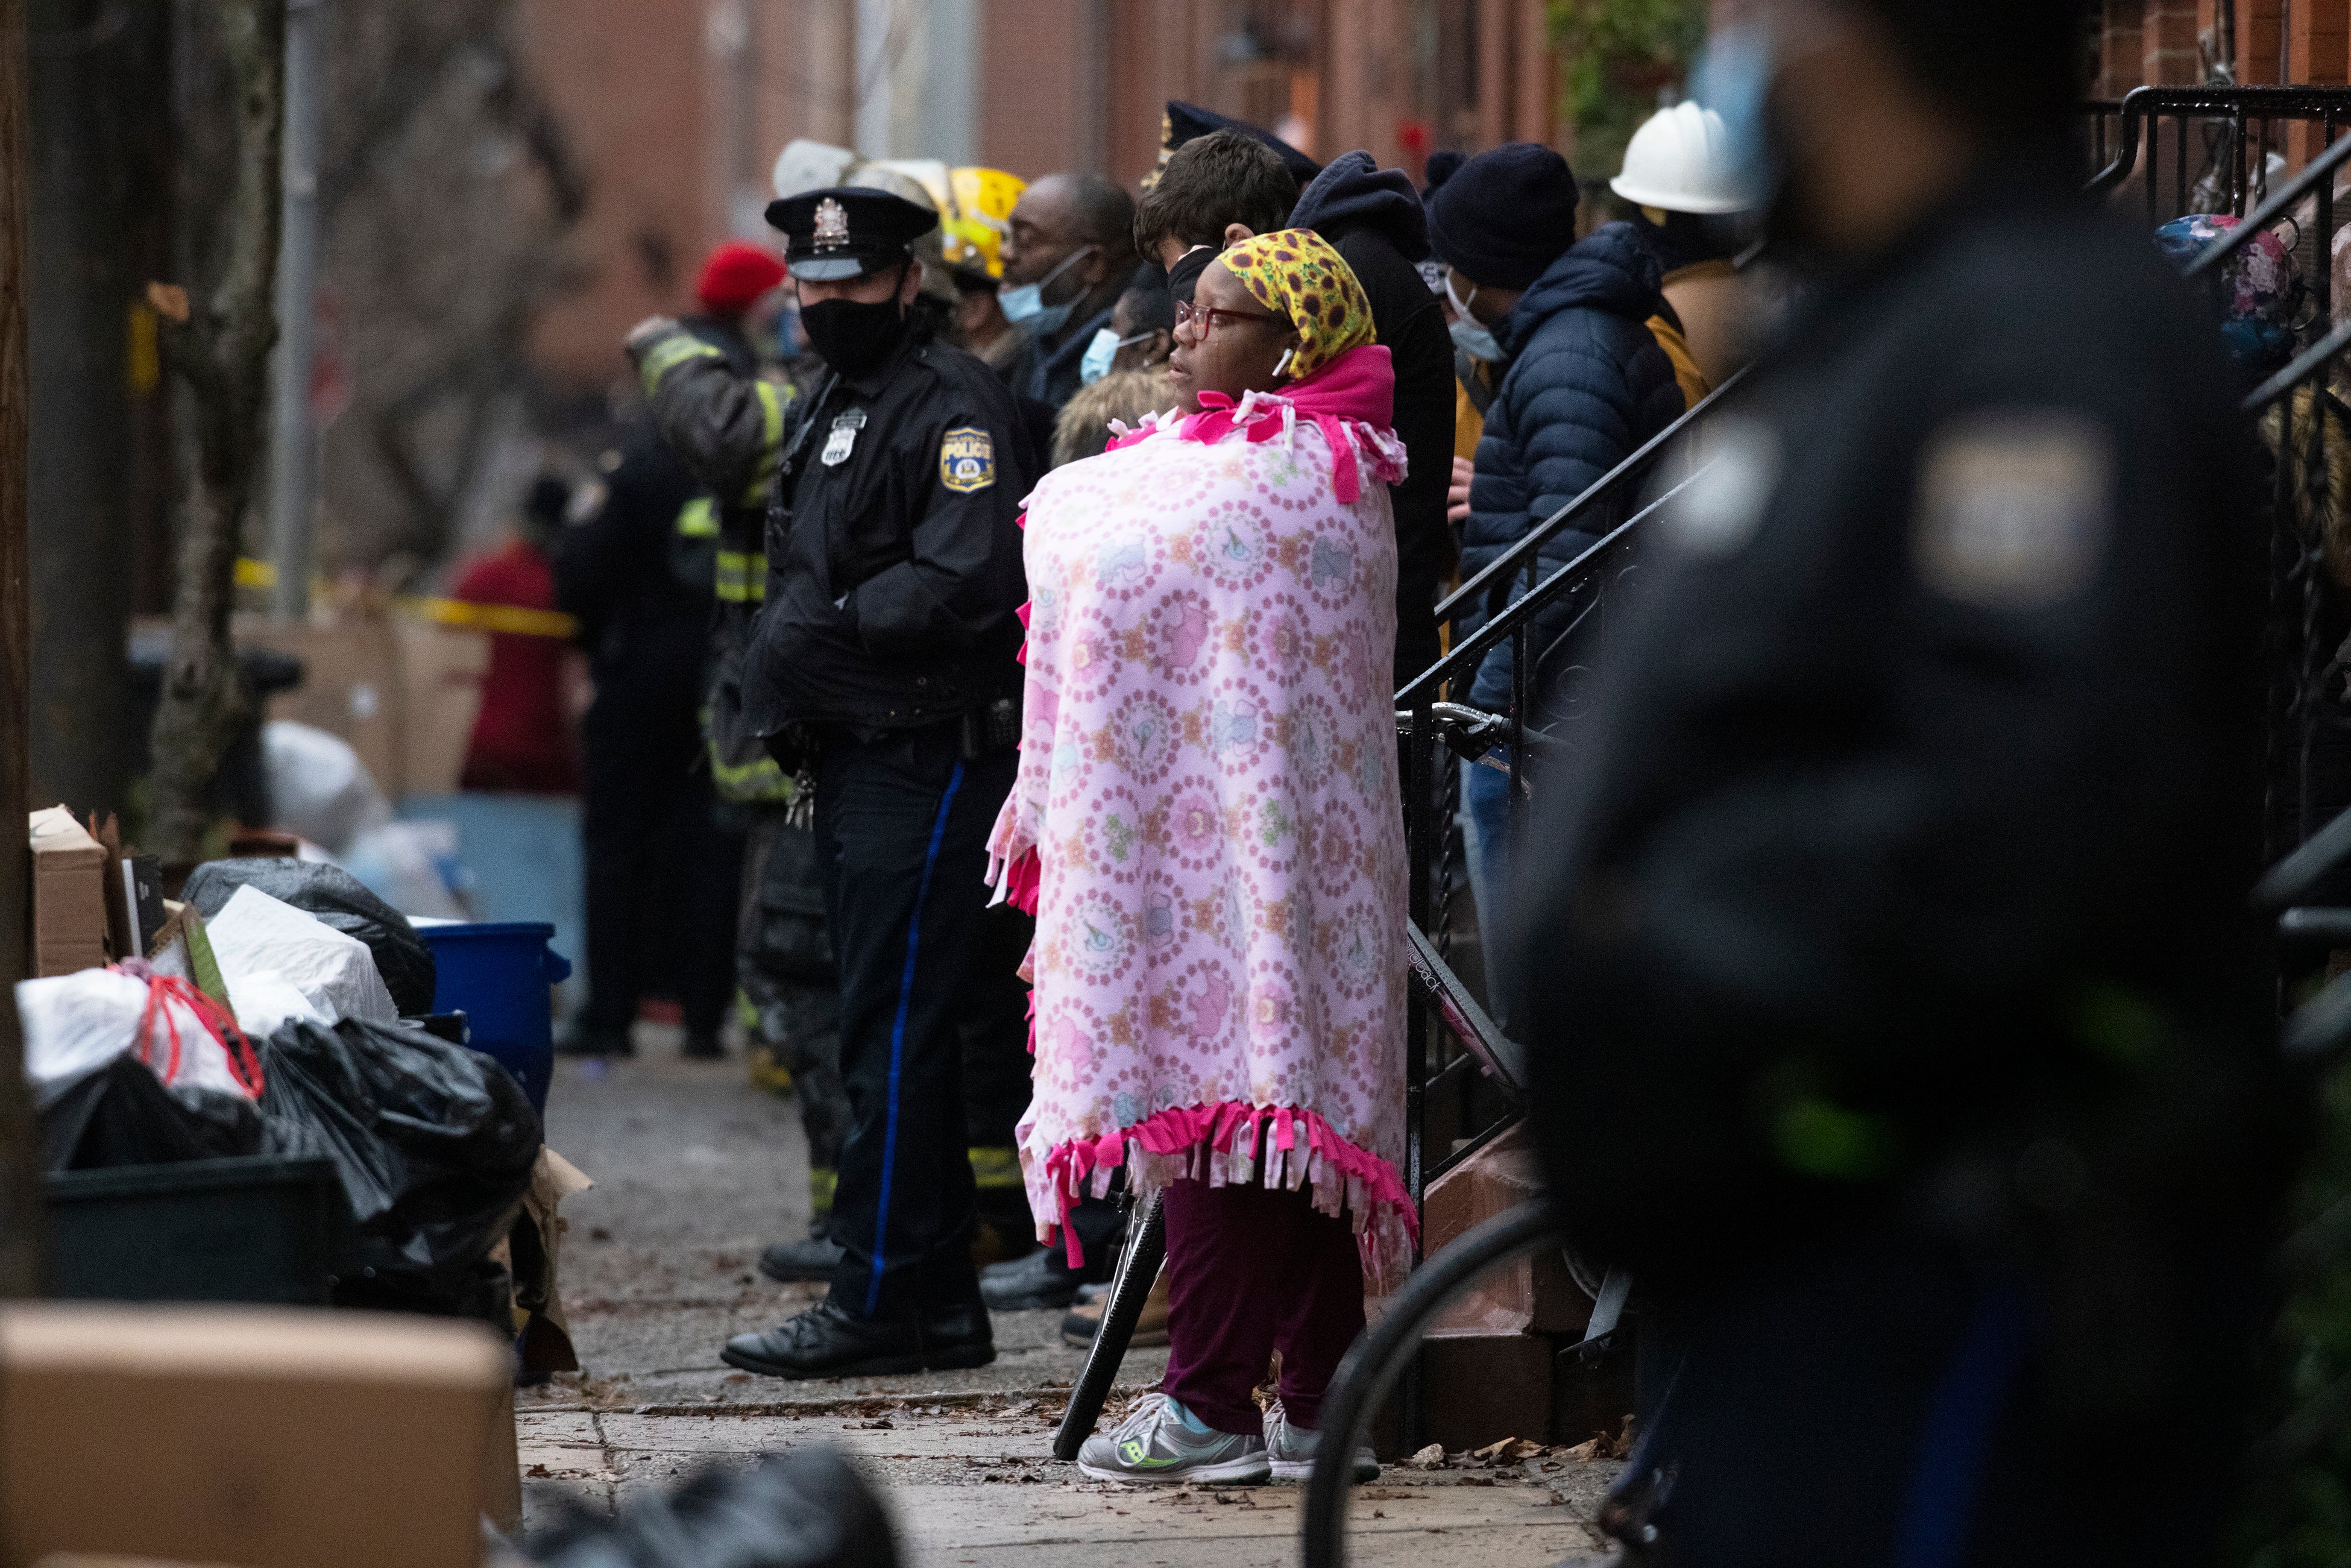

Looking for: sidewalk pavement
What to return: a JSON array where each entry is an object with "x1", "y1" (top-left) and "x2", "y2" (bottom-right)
[{"x1": 518, "y1": 1037, "x2": 1615, "y2": 1565}]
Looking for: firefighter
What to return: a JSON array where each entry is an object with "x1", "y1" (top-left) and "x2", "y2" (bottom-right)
[
  {"x1": 1514, "y1": 2, "x2": 2296, "y2": 1563},
  {"x1": 627, "y1": 186, "x2": 1031, "y2": 1378},
  {"x1": 558, "y1": 245, "x2": 784, "y2": 1059}
]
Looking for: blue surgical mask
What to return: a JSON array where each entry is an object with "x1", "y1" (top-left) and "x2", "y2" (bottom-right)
[
  {"x1": 1080, "y1": 328, "x2": 1154, "y2": 385},
  {"x1": 1445, "y1": 271, "x2": 1503, "y2": 364},
  {"x1": 1001, "y1": 244, "x2": 1097, "y2": 336},
  {"x1": 1688, "y1": 22, "x2": 1780, "y2": 213}
]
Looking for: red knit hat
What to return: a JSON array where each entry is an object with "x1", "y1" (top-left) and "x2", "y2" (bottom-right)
[{"x1": 695, "y1": 241, "x2": 787, "y2": 313}]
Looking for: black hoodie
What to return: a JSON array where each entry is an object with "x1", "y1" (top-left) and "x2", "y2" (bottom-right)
[{"x1": 1291, "y1": 152, "x2": 1458, "y2": 693}]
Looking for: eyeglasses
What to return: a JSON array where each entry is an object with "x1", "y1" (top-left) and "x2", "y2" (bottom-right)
[{"x1": 1174, "y1": 300, "x2": 1277, "y2": 336}]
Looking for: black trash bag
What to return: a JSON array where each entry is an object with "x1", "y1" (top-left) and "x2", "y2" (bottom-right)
[
  {"x1": 526, "y1": 1447, "x2": 898, "y2": 1568},
  {"x1": 34, "y1": 1056, "x2": 264, "y2": 1173},
  {"x1": 184, "y1": 858, "x2": 438, "y2": 1015},
  {"x1": 257, "y1": 1016, "x2": 540, "y2": 1317}
]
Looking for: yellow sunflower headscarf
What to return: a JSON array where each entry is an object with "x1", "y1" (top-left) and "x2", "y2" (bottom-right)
[{"x1": 1218, "y1": 228, "x2": 1377, "y2": 382}]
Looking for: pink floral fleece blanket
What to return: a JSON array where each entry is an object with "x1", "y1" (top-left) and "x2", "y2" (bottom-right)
[{"x1": 985, "y1": 344, "x2": 1417, "y2": 1287}]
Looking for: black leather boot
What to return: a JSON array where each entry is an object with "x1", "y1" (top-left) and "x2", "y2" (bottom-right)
[
  {"x1": 918, "y1": 1302, "x2": 996, "y2": 1371},
  {"x1": 977, "y1": 1245, "x2": 1079, "y2": 1310},
  {"x1": 720, "y1": 1301, "x2": 925, "y2": 1379},
  {"x1": 758, "y1": 1233, "x2": 847, "y2": 1283}
]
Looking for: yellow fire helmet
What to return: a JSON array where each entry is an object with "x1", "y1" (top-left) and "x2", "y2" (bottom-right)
[{"x1": 943, "y1": 166, "x2": 1025, "y2": 281}]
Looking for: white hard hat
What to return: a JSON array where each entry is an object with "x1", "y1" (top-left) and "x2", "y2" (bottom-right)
[
  {"x1": 1610, "y1": 102, "x2": 1755, "y2": 216},
  {"x1": 772, "y1": 139, "x2": 858, "y2": 201}
]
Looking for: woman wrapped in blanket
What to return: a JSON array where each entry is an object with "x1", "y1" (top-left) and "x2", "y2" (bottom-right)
[{"x1": 986, "y1": 230, "x2": 1412, "y2": 1485}]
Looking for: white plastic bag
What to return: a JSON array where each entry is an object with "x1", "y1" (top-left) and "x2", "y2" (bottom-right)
[
  {"x1": 16, "y1": 968, "x2": 259, "y2": 1101},
  {"x1": 225, "y1": 969, "x2": 331, "y2": 1038},
  {"x1": 206, "y1": 884, "x2": 398, "y2": 1026},
  {"x1": 262, "y1": 720, "x2": 394, "y2": 855}
]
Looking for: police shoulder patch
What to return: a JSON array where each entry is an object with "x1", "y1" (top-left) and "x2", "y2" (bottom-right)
[
  {"x1": 940, "y1": 426, "x2": 996, "y2": 494},
  {"x1": 1912, "y1": 412, "x2": 2113, "y2": 611}
]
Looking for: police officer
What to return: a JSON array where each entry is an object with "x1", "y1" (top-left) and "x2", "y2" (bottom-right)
[
  {"x1": 628, "y1": 187, "x2": 1030, "y2": 1378},
  {"x1": 1511, "y1": 2, "x2": 2293, "y2": 1563}
]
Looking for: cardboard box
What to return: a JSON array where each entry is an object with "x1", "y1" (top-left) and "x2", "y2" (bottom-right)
[
  {"x1": 234, "y1": 617, "x2": 406, "y2": 798},
  {"x1": 28, "y1": 808, "x2": 110, "y2": 977},
  {"x1": 1420, "y1": 1122, "x2": 1588, "y2": 1338},
  {"x1": 392, "y1": 617, "x2": 488, "y2": 798},
  {"x1": 0, "y1": 1305, "x2": 512, "y2": 1568}
]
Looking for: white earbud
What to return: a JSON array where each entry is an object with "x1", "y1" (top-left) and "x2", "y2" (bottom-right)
[{"x1": 1274, "y1": 348, "x2": 1295, "y2": 379}]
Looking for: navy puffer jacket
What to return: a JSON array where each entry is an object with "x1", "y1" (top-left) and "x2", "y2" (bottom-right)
[{"x1": 1460, "y1": 222, "x2": 1684, "y2": 713}]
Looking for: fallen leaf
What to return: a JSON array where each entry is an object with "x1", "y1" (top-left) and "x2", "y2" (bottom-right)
[
  {"x1": 525, "y1": 1464, "x2": 550, "y2": 1478},
  {"x1": 1404, "y1": 1443, "x2": 1447, "y2": 1469},
  {"x1": 1564, "y1": 1438, "x2": 1603, "y2": 1463},
  {"x1": 1457, "y1": 1475, "x2": 1496, "y2": 1487}
]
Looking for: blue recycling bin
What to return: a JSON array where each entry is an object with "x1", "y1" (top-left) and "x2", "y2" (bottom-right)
[{"x1": 415, "y1": 922, "x2": 571, "y2": 1117}]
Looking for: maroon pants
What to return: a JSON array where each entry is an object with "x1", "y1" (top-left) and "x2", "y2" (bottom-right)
[{"x1": 1160, "y1": 1178, "x2": 1368, "y2": 1437}]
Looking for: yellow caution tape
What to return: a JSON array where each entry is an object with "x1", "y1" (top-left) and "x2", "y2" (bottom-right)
[
  {"x1": 411, "y1": 598, "x2": 578, "y2": 639},
  {"x1": 232, "y1": 558, "x2": 579, "y2": 639}
]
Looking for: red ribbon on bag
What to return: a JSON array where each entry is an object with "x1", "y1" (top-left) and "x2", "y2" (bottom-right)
[{"x1": 133, "y1": 972, "x2": 265, "y2": 1099}]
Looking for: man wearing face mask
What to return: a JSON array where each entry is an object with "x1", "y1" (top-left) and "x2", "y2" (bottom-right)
[
  {"x1": 626, "y1": 186, "x2": 1033, "y2": 1379},
  {"x1": 998, "y1": 172, "x2": 1140, "y2": 411},
  {"x1": 1431, "y1": 143, "x2": 1684, "y2": 1024},
  {"x1": 1513, "y1": 2, "x2": 2295, "y2": 1564}
]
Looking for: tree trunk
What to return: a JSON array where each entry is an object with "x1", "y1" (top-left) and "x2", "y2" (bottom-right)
[
  {"x1": 0, "y1": 0, "x2": 45, "y2": 1301},
  {"x1": 147, "y1": 0, "x2": 283, "y2": 868},
  {"x1": 27, "y1": 0, "x2": 137, "y2": 822}
]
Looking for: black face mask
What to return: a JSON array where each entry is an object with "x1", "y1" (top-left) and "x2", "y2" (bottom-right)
[
  {"x1": 799, "y1": 296, "x2": 910, "y2": 379},
  {"x1": 1166, "y1": 245, "x2": 1217, "y2": 307}
]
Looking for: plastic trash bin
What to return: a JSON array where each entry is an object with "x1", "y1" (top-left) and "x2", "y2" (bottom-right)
[
  {"x1": 45, "y1": 1155, "x2": 347, "y2": 1305},
  {"x1": 414, "y1": 921, "x2": 571, "y2": 1116}
]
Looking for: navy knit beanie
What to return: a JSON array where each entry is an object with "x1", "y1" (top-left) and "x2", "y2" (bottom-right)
[{"x1": 1427, "y1": 143, "x2": 1579, "y2": 292}]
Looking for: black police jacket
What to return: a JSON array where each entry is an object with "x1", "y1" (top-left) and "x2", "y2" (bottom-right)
[
  {"x1": 552, "y1": 422, "x2": 709, "y2": 720},
  {"x1": 1508, "y1": 154, "x2": 2283, "y2": 1275},
  {"x1": 635, "y1": 320, "x2": 1030, "y2": 735}
]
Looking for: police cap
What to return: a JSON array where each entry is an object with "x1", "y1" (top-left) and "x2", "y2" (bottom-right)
[
  {"x1": 1164, "y1": 101, "x2": 1321, "y2": 186},
  {"x1": 766, "y1": 186, "x2": 940, "y2": 282}
]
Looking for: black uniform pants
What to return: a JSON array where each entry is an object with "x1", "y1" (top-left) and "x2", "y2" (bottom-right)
[
  {"x1": 810, "y1": 722, "x2": 1016, "y2": 1320},
  {"x1": 738, "y1": 811, "x2": 848, "y2": 1167},
  {"x1": 960, "y1": 902, "x2": 1035, "y2": 1149},
  {"x1": 581, "y1": 696, "x2": 743, "y2": 1042},
  {"x1": 1616, "y1": 1219, "x2": 2251, "y2": 1568}
]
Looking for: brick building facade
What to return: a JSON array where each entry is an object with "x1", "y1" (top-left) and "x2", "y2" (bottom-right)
[
  {"x1": 517, "y1": 0, "x2": 1563, "y2": 391},
  {"x1": 2095, "y1": 1, "x2": 2350, "y2": 165}
]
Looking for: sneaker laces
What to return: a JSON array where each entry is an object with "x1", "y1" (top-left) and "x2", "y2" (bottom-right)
[{"x1": 1107, "y1": 1393, "x2": 1179, "y2": 1443}]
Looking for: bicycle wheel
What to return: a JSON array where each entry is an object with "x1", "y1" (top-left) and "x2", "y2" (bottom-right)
[{"x1": 1299, "y1": 1199, "x2": 1576, "y2": 1568}]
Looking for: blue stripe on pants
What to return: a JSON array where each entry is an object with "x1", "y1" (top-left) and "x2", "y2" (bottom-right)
[
  {"x1": 1895, "y1": 1283, "x2": 2032, "y2": 1568},
  {"x1": 864, "y1": 759, "x2": 966, "y2": 1316}
]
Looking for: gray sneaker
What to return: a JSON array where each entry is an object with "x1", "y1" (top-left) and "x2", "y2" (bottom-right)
[
  {"x1": 1264, "y1": 1402, "x2": 1379, "y2": 1483},
  {"x1": 1075, "y1": 1394, "x2": 1271, "y2": 1485}
]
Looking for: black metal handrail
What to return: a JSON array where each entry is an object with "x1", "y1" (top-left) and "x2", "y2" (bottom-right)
[
  {"x1": 1426, "y1": 367, "x2": 1749, "y2": 660},
  {"x1": 2188, "y1": 129, "x2": 2351, "y2": 281},
  {"x1": 2088, "y1": 84, "x2": 2351, "y2": 197}
]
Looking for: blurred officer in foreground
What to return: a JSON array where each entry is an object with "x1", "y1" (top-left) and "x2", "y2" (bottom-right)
[
  {"x1": 1511, "y1": 2, "x2": 2297, "y2": 1563},
  {"x1": 628, "y1": 187, "x2": 1030, "y2": 1378}
]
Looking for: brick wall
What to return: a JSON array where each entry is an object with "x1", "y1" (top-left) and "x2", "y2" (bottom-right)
[
  {"x1": 2101, "y1": 0, "x2": 2147, "y2": 96},
  {"x1": 2290, "y1": 0, "x2": 2351, "y2": 165},
  {"x1": 517, "y1": 0, "x2": 723, "y2": 391},
  {"x1": 2144, "y1": 0, "x2": 2203, "y2": 84}
]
